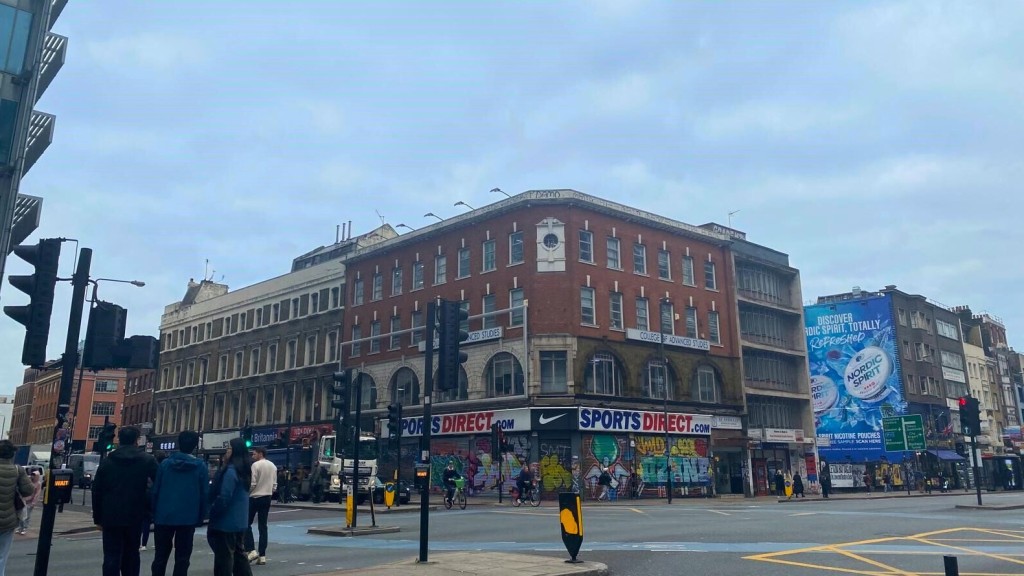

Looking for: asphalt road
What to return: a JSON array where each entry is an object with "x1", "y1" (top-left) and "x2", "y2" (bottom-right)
[{"x1": 10, "y1": 492, "x2": 1024, "y2": 575}]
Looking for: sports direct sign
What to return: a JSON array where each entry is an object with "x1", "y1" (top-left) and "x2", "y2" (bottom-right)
[
  {"x1": 579, "y1": 407, "x2": 712, "y2": 435},
  {"x1": 392, "y1": 408, "x2": 530, "y2": 438}
]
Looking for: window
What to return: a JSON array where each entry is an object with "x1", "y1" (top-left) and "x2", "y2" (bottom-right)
[
  {"x1": 509, "y1": 288, "x2": 524, "y2": 326},
  {"x1": 937, "y1": 319, "x2": 958, "y2": 340},
  {"x1": 645, "y1": 360, "x2": 671, "y2": 400},
  {"x1": 581, "y1": 287, "x2": 596, "y2": 325},
  {"x1": 584, "y1": 351, "x2": 624, "y2": 396},
  {"x1": 695, "y1": 366, "x2": 720, "y2": 403},
  {"x1": 291, "y1": 298, "x2": 300, "y2": 318},
  {"x1": 686, "y1": 307, "x2": 698, "y2": 338},
  {"x1": 682, "y1": 256, "x2": 695, "y2": 286},
  {"x1": 305, "y1": 335, "x2": 317, "y2": 365},
  {"x1": 351, "y1": 326, "x2": 362, "y2": 356},
  {"x1": 255, "y1": 309, "x2": 264, "y2": 327},
  {"x1": 635, "y1": 297, "x2": 649, "y2": 331},
  {"x1": 372, "y1": 273, "x2": 383, "y2": 300},
  {"x1": 250, "y1": 348, "x2": 261, "y2": 375},
  {"x1": 88, "y1": 426, "x2": 104, "y2": 440},
  {"x1": 370, "y1": 321, "x2": 381, "y2": 353},
  {"x1": 287, "y1": 340, "x2": 298, "y2": 369},
  {"x1": 539, "y1": 351, "x2": 568, "y2": 394},
  {"x1": 708, "y1": 311, "x2": 721, "y2": 344},
  {"x1": 434, "y1": 255, "x2": 447, "y2": 284},
  {"x1": 482, "y1": 294, "x2": 497, "y2": 329},
  {"x1": 391, "y1": 267, "x2": 403, "y2": 296},
  {"x1": 327, "y1": 331, "x2": 339, "y2": 362},
  {"x1": 217, "y1": 355, "x2": 228, "y2": 380},
  {"x1": 658, "y1": 250, "x2": 671, "y2": 280},
  {"x1": 509, "y1": 231, "x2": 524, "y2": 265},
  {"x1": 486, "y1": 352, "x2": 524, "y2": 397},
  {"x1": 704, "y1": 260, "x2": 717, "y2": 290},
  {"x1": 941, "y1": 350, "x2": 964, "y2": 370},
  {"x1": 266, "y1": 345, "x2": 277, "y2": 372},
  {"x1": 897, "y1": 308, "x2": 907, "y2": 326},
  {"x1": 609, "y1": 292, "x2": 623, "y2": 330},
  {"x1": 606, "y1": 237, "x2": 621, "y2": 269},
  {"x1": 739, "y1": 309, "x2": 789, "y2": 348},
  {"x1": 459, "y1": 300, "x2": 470, "y2": 332},
  {"x1": 914, "y1": 342, "x2": 926, "y2": 361},
  {"x1": 659, "y1": 300, "x2": 675, "y2": 335},
  {"x1": 744, "y1": 350, "x2": 796, "y2": 392},
  {"x1": 633, "y1": 244, "x2": 647, "y2": 275},
  {"x1": 482, "y1": 239, "x2": 497, "y2": 272},
  {"x1": 310, "y1": 293, "x2": 320, "y2": 313},
  {"x1": 331, "y1": 287, "x2": 340, "y2": 308},
  {"x1": 411, "y1": 312, "x2": 424, "y2": 345},
  {"x1": 391, "y1": 368, "x2": 420, "y2": 405},
  {"x1": 92, "y1": 402, "x2": 116, "y2": 416},
  {"x1": 0, "y1": 100, "x2": 18, "y2": 164},
  {"x1": 578, "y1": 230, "x2": 594, "y2": 263},
  {"x1": 271, "y1": 304, "x2": 280, "y2": 323},
  {"x1": 903, "y1": 340, "x2": 911, "y2": 360},
  {"x1": 0, "y1": 5, "x2": 32, "y2": 76},
  {"x1": 458, "y1": 247, "x2": 471, "y2": 278},
  {"x1": 920, "y1": 375, "x2": 931, "y2": 395},
  {"x1": 95, "y1": 380, "x2": 118, "y2": 393},
  {"x1": 412, "y1": 262, "x2": 425, "y2": 290},
  {"x1": 352, "y1": 279, "x2": 364, "y2": 305},
  {"x1": 390, "y1": 317, "x2": 402, "y2": 350}
]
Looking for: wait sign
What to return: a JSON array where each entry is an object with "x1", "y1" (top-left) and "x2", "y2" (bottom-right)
[{"x1": 882, "y1": 415, "x2": 926, "y2": 451}]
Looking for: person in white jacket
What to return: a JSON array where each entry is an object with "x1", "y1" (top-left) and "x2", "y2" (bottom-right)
[{"x1": 244, "y1": 447, "x2": 277, "y2": 565}]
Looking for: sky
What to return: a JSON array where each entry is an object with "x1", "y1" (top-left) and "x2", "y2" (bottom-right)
[{"x1": 2, "y1": 1, "x2": 1022, "y2": 395}]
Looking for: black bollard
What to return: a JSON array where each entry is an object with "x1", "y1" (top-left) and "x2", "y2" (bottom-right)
[{"x1": 943, "y1": 555, "x2": 959, "y2": 576}]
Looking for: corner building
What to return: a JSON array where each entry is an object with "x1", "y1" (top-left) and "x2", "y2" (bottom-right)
[{"x1": 344, "y1": 190, "x2": 768, "y2": 499}]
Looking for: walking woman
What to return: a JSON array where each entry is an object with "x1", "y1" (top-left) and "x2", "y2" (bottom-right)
[
  {"x1": 0, "y1": 440, "x2": 34, "y2": 575},
  {"x1": 207, "y1": 438, "x2": 252, "y2": 576},
  {"x1": 17, "y1": 470, "x2": 41, "y2": 534}
]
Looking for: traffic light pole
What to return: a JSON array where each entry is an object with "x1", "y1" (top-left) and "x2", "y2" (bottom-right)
[
  {"x1": 35, "y1": 247, "x2": 91, "y2": 576},
  {"x1": 418, "y1": 301, "x2": 436, "y2": 563},
  {"x1": 395, "y1": 403, "x2": 402, "y2": 507},
  {"x1": 970, "y1": 433, "x2": 982, "y2": 506},
  {"x1": 352, "y1": 374, "x2": 362, "y2": 528}
]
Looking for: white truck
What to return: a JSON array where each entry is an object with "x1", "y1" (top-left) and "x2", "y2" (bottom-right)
[{"x1": 318, "y1": 432, "x2": 378, "y2": 503}]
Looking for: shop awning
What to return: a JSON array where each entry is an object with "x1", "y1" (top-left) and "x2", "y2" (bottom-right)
[{"x1": 927, "y1": 449, "x2": 965, "y2": 462}]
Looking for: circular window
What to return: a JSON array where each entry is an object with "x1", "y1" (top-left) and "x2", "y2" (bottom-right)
[{"x1": 543, "y1": 233, "x2": 559, "y2": 249}]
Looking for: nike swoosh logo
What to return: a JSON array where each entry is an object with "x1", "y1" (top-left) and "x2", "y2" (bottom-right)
[{"x1": 538, "y1": 413, "x2": 566, "y2": 425}]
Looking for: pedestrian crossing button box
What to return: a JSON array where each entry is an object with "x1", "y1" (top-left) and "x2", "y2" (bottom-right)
[{"x1": 48, "y1": 468, "x2": 74, "y2": 505}]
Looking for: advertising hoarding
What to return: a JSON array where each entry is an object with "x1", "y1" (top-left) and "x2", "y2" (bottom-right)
[{"x1": 804, "y1": 295, "x2": 907, "y2": 462}]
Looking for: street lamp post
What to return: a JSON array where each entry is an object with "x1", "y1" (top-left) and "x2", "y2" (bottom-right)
[
  {"x1": 453, "y1": 201, "x2": 474, "y2": 211},
  {"x1": 659, "y1": 297, "x2": 672, "y2": 504}
]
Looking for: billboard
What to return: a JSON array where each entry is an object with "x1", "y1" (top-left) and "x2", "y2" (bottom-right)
[{"x1": 804, "y1": 295, "x2": 907, "y2": 463}]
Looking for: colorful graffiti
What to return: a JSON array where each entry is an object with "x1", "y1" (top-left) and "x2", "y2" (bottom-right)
[
  {"x1": 582, "y1": 434, "x2": 710, "y2": 498},
  {"x1": 538, "y1": 439, "x2": 573, "y2": 495},
  {"x1": 393, "y1": 434, "x2": 533, "y2": 495}
]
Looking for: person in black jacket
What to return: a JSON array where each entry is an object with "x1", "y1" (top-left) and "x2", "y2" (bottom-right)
[
  {"x1": 92, "y1": 426, "x2": 158, "y2": 576},
  {"x1": 442, "y1": 462, "x2": 461, "y2": 505}
]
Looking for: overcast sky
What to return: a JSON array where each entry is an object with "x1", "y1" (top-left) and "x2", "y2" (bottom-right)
[{"x1": 2, "y1": 1, "x2": 1021, "y2": 396}]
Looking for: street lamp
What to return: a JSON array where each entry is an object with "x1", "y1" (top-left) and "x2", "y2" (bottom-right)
[
  {"x1": 454, "y1": 201, "x2": 475, "y2": 211},
  {"x1": 396, "y1": 223, "x2": 416, "y2": 232},
  {"x1": 659, "y1": 296, "x2": 672, "y2": 504},
  {"x1": 490, "y1": 187, "x2": 511, "y2": 198},
  {"x1": 423, "y1": 212, "x2": 443, "y2": 222}
]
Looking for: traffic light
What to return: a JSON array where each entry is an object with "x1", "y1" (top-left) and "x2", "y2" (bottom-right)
[
  {"x1": 3, "y1": 238, "x2": 61, "y2": 367},
  {"x1": 82, "y1": 300, "x2": 127, "y2": 370},
  {"x1": 242, "y1": 424, "x2": 253, "y2": 448},
  {"x1": 97, "y1": 421, "x2": 117, "y2": 457},
  {"x1": 436, "y1": 300, "x2": 469, "y2": 391},
  {"x1": 387, "y1": 403, "x2": 402, "y2": 438},
  {"x1": 332, "y1": 369, "x2": 352, "y2": 435},
  {"x1": 959, "y1": 396, "x2": 981, "y2": 437},
  {"x1": 490, "y1": 423, "x2": 500, "y2": 461}
]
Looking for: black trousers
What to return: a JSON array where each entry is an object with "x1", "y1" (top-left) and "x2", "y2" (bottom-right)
[
  {"x1": 151, "y1": 525, "x2": 195, "y2": 576},
  {"x1": 207, "y1": 529, "x2": 252, "y2": 576},
  {"x1": 101, "y1": 524, "x2": 142, "y2": 576},
  {"x1": 244, "y1": 495, "x2": 271, "y2": 556}
]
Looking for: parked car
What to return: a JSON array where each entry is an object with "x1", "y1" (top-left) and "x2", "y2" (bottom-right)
[{"x1": 371, "y1": 478, "x2": 411, "y2": 505}]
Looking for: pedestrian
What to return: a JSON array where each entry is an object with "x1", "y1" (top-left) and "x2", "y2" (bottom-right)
[
  {"x1": 0, "y1": 440, "x2": 34, "y2": 575},
  {"x1": 207, "y1": 437, "x2": 252, "y2": 576},
  {"x1": 245, "y1": 446, "x2": 277, "y2": 566},
  {"x1": 597, "y1": 467, "x2": 612, "y2": 501},
  {"x1": 784, "y1": 470, "x2": 794, "y2": 500},
  {"x1": 773, "y1": 470, "x2": 785, "y2": 498},
  {"x1": 17, "y1": 470, "x2": 41, "y2": 534},
  {"x1": 793, "y1": 473, "x2": 805, "y2": 498},
  {"x1": 882, "y1": 469, "x2": 892, "y2": 493},
  {"x1": 819, "y1": 461, "x2": 831, "y2": 499},
  {"x1": 151, "y1": 431, "x2": 209, "y2": 576},
  {"x1": 92, "y1": 426, "x2": 159, "y2": 576},
  {"x1": 863, "y1": 471, "x2": 873, "y2": 493}
]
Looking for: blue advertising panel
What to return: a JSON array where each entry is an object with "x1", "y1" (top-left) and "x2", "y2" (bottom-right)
[{"x1": 804, "y1": 295, "x2": 906, "y2": 463}]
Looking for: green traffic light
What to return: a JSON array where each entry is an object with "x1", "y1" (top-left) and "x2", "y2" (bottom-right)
[{"x1": 245, "y1": 440, "x2": 253, "y2": 448}]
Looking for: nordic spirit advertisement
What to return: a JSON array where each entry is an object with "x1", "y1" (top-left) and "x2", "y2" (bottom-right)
[{"x1": 804, "y1": 295, "x2": 907, "y2": 462}]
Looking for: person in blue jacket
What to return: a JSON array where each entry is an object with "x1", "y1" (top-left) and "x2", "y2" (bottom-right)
[
  {"x1": 150, "y1": 430, "x2": 209, "y2": 576},
  {"x1": 207, "y1": 437, "x2": 252, "y2": 576}
]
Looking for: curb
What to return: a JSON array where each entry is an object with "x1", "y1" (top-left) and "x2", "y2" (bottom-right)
[
  {"x1": 955, "y1": 503, "x2": 1024, "y2": 511},
  {"x1": 57, "y1": 526, "x2": 101, "y2": 535},
  {"x1": 307, "y1": 526, "x2": 402, "y2": 537}
]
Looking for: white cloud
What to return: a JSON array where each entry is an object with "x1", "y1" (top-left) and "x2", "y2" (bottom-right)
[{"x1": 86, "y1": 33, "x2": 207, "y2": 71}]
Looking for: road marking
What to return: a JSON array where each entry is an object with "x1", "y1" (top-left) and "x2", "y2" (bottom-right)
[
  {"x1": 630, "y1": 508, "x2": 645, "y2": 515},
  {"x1": 789, "y1": 512, "x2": 816, "y2": 517},
  {"x1": 707, "y1": 510, "x2": 731, "y2": 516},
  {"x1": 827, "y1": 544, "x2": 918, "y2": 576}
]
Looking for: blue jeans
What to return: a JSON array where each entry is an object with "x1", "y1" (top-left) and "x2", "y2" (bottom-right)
[{"x1": 0, "y1": 528, "x2": 14, "y2": 576}]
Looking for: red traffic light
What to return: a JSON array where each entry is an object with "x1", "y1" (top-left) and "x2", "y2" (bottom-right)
[{"x1": 959, "y1": 397, "x2": 967, "y2": 407}]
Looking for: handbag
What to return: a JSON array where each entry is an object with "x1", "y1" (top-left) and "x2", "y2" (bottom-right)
[{"x1": 13, "y1": 466, "x2": 25, "y2": 511}]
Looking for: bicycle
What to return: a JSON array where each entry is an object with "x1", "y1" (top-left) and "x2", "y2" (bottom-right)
[
  {"x1": 444, "y1": 477, "x2": 467, "y2": 510},
  {"x1": 511, "y1": 481, "x2": 541, "y2": 507}
]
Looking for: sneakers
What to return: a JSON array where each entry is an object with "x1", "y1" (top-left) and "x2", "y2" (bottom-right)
[
  {"x1": 247, "y1": 551, "x2": 259, "y2": 563},
  {"x1": 17, "y1": 530, "x2": 25, "y2": 535},
  {"x1": 139, "y1": 545, "x2": 147, "y2": 551},
  {"x1": 257, "y1": 557, "x2": 267, "y2": 565}
]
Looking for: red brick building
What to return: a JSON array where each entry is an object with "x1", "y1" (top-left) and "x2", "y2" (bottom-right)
[{"x1": 343, "y1": 190, "x2": 750, "y2": 497}]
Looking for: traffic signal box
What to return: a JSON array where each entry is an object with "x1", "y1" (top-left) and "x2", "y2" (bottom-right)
[
  {"x1": 332, "y1": 370, "x2": 352, "y2": 450},
  {"x1": 959, "y1": 396, "x2": 981, "y2": 437},
  {"x1": 4, "y1": 238, "x2": 61, "y2": 367},
  {"x1": 436, "y1": 300, "x2": 469, "y2": 391},
  {"x1": 47, "y1": 469, "x2": 74, "y2": 506},
  {"x1": 387, "y1": 403, "x2": 402, "y2": 440}
]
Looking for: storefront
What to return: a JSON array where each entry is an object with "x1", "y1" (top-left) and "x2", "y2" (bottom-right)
[
  {"x1": 749, "y1": 428, "x2": 811, "y2": 496},
  {"x1": 982, "y1": 455, "x2": 1023, "y2": 491},
  {"x1": 148, "y1": 435, "x2": 179, "y2": 454}
]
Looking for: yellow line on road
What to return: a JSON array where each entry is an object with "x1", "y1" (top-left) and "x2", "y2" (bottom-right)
[
  {"x1": 909, "y1": 535, "x2": 1024, "y2": 567},
  {"x1": 973, "y1": 528, "x2": 1024, "y2": 541},
  {"x1": 630, "y1": 508, "x2": 645, "y2": 515},
  {"x1": 827, "y1": 544, "x2": 920, "y2": 576},
  {"x1": 743, "y1": 554, "x2": 892, "y2": 575}
]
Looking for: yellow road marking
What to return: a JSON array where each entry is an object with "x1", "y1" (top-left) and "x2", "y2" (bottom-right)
[
  {"x1": 908, "y1": 535, "x2": 1024, "y2": 567},
  {"x1": 827, "y1": 544, "x2": 920, "y2": 576},
  {"x1": 973, "y1": 528, "x2": 1024, "y2": 541},
  {"x1": 629, "y1": 508, "x2": 645, "y2": 515}
]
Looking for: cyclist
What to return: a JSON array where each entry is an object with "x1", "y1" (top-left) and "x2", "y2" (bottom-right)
[
  {"x1": 442, "y1": 461, "x2": 461, "y2": 505},
  {"x1": 515, "y1": 463, "x2": 534, "y2": 504}
]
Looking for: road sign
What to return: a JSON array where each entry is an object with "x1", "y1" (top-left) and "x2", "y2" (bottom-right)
[{"x1": 882, "y1": 415, "x2": 926, "y2": 452}]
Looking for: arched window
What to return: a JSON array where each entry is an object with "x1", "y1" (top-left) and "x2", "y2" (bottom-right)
[
  {"x1": 643, "y1": 359, "x2": 676, "y2": 400},
  {"x1": 584, "y1": 351, "x2": 625, "y2": 396},
  {"x1": 436, "y1": 366, "x2": 468, "y2": 403},
  {"x1": 360, "y1": 374, "x2": 378, "y2": 410},
  {"x1": 390, "y1": 367, "x2": 420, "y2": 405},
  {"x1": 693, "y1": 365, "x2": 721, "y2": 403},
  {"x1": 486, "y1": 352, "x2": 524, "y2": 397}
]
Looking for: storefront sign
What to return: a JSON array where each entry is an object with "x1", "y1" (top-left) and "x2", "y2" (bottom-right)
[
  {"x1": 712, "y1": 415, "x2": 743, "y2": 430},
  {"x1": 531, "y1": 408, "x2": 579, "y2": 431},
  {"x1": 417, "y1": 327, "x2": 503, "y2": 352},
  {"x1": 289, "y1": 424, "x2": 334, "y2": 445},
  {"x1": 149, "y1": 436, "x2": 178, "y2": 452},
  {"x1": 941, "y1": 366, "x2": 966, "y2": 383},
  {"x1": 578, "y1": 407, "x2": 712, "y2": 435},
  {"x1": 393, "y1": 408, "x2": 530, "y2": 438},
  {"x1": 201, "y1": 431, "x2": 239, "y2": 450},
  {"x1": 763, "y1": 428, "x2": 800, "y2": 443},
  {"x1": 251, "y1": 427, "x2": 281, "y2": 446},
  {"x1": 625, "y1": 328, "x2": 711, "y2": 352}
]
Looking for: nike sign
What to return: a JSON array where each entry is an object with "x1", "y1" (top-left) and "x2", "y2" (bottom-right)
[{"x1": 538, "y1": 413, "x2": 566, "y2": 425}]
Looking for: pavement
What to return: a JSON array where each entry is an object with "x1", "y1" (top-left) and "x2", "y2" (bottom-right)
[{"x1": 307, "y1": 551, "x2": 608, "y2": 576}]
